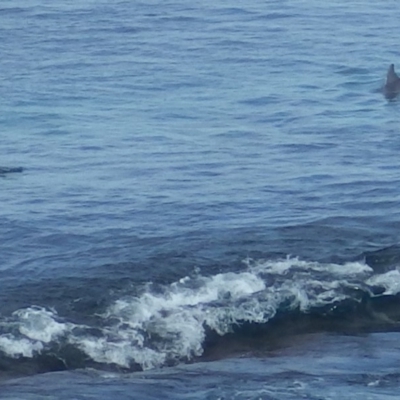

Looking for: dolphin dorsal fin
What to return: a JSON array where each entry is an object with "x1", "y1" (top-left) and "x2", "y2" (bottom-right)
[{"x1": 386, "y1": 64, "x2": 399, "y2": 84}]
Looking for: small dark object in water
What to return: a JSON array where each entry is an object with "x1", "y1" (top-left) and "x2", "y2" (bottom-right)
[
  {"x1": 383, "y1": 64, "x2": 400, "y2": 100},
  {"x1": 0, "y1": 167, "x2": 24, "y2": 174}
]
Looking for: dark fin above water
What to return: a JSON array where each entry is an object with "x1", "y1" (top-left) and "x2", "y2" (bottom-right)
[
  {"x1": 386, "y1": 64, "x2": 399, "y2": 84},
  {"x1": 0, "y1": 167, "x2": 24, "y2": 174},
  {"x1": 384, "y1": 64, "x2": 400, "y2": 100}
]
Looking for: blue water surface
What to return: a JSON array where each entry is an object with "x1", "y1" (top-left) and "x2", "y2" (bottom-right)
[{"x1": 2, "y1": 0, "x2": 400, "y2": 398}]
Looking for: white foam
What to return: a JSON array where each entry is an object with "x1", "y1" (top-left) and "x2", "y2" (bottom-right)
[
  {"x1": 106, "y1": 271, "x2": 266, "y2": 328},
  {"x1": 366, "y1": 270, "x2": 400, "y2": 295},
  {"x1": 0, "y1": 257, "x2": 385, "y2": 370},
  {"x1": 288, "y1": 279, "x2": 350, "y2": 310},
  {"x1": 0, "y1": 334, "x2": 43, "y2": 358},
  {"x1": 90, "y1": 270, "x2": 267, "y2": 368},
  {"x1": 70, "y1": 260, "x2": 369, "y2": 369},
  {"x1": 14, "y1": 307, "x2": 69, "y2": 343},
  {"x1": 70, "y1": 335, "x2": 166, "y2": 369},
  {"x1": 251, "y1": 257, "x2": 372, "y2": 276},
  {"x1": 0, "y1": 307, "x2": 72, "y2": 360}
]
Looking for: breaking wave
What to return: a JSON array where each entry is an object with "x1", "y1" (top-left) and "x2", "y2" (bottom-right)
[{"x1": 1, "y1": 255, "x2": 400, "y2": 376}]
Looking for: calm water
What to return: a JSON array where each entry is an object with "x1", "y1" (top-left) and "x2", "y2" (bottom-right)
[{"x1": 2, "y1": 0, "x2": 400, "y2": 398}]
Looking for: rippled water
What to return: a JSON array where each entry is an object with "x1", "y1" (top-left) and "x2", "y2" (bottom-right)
[{"x1": 2, "y1": 0, "x2": 400, "y2": 398}]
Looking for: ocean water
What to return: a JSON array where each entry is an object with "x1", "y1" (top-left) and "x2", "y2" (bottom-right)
[{"x1": 1, "y1": 0, "x2": 400, "y2": 398}]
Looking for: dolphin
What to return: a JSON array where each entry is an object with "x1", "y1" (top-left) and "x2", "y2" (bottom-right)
[
  {"x1": 0, "y1": 167, "x2": 23, "y2": 174},
  {"x1": 383, "y1": 64, "x2": 400, "y2": 100}
]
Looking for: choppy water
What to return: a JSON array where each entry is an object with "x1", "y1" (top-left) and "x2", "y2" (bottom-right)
[{"x1": 2, "y1": 0, "x2": 400, "y2": 398}]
